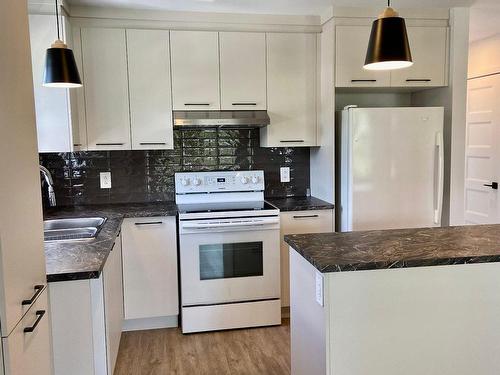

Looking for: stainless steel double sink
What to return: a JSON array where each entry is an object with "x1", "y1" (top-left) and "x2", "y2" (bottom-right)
[{"x1": 43, "y1": 217, "x2": 107, "y2": 242}]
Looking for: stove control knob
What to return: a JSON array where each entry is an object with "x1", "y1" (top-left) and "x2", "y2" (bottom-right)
[
  {"x1": 180, "y1": 178, "x2": 190, "y2": 186},
  {"x1": 251, "y1": 176, "x2": 260, "y2": 184},
  {"x1": 240, "y1": 176, "x2": 249, "y2": 184},
  {"x1": 192, "y1": 178, "x2": 202, "y2": 186}
]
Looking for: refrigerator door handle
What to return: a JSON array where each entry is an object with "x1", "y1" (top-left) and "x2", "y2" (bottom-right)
[{"x1": 434, "y1": 131, "x2": 444, "y2": 225}]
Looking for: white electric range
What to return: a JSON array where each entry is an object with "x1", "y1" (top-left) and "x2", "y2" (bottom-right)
[{"x1": 175, "y1": 170, "x2": 281, "y2": 333}]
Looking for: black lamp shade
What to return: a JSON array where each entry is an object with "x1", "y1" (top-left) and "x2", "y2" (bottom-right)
[
  {"x1": 43, "y1": 47, "x2": 82, "y2": 88},
  {"x1": 364, "y1": 16, "x2": 413, "y2": 71}
]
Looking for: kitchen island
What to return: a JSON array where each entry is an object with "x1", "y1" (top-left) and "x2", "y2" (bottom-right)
[{"x1": 285, "y1": 225, "x2": 500, "y2": 375}]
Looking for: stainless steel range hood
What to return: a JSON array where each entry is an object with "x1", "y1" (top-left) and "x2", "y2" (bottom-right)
[{"x1": 173, "y1": 110, "x2": 270, "y2": 128}]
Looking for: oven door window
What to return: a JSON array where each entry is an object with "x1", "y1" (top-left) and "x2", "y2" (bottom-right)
[{"x1": 199, "y1": 241, "x2": 263, "y2": 280}]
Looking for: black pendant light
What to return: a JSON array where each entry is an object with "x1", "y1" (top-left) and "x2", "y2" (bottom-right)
[
  {"x1": 364, "y1": 0, "x2": 413, "y2": 71},
  {"x1": 43, "y1": 0, "x2": 82, "y2": 88}
]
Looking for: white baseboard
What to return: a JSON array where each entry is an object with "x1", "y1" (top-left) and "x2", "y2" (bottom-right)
[{"x1": 122, "y1": 315, "x2": 178, "y2": 331}]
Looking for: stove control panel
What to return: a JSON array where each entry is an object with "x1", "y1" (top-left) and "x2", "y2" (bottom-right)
[{"x1": 175, "y1": 170, "x2": 265, "y2": 194}]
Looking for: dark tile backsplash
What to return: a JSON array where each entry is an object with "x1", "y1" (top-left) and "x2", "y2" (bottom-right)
[{"x1": 39, "y1": 128, "x2": 310, "y2": 207}]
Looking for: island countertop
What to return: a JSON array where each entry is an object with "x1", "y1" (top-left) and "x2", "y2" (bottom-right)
[{"x1": 284, "y1": 224, "x2": 500, "y2": 273}]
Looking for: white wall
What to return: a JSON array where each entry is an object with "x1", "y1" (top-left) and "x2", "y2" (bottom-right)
[
  {"x1": 412, "y1": 7, "x2": 469, "y2": 226},
  {"x1": 335, "y1": 92, "x2": 412, "y2": 111},
  {"x1": 468, "y1": 33, "x2": 500, "y2": 78},
  {"x1": 310, "y1": 18, "x2": 335, "y2": 204}
]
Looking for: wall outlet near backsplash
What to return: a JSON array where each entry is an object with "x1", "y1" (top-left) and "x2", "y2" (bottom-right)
[
  {"x1": 39, "y1": 128, "x2": 310, "y2": 207},
  {"x1": 100, "y1": 172, "x2": 112, "y2": 189},
  {"x1": 280, "y1": 167, "x2": 290, "y2": 183}
]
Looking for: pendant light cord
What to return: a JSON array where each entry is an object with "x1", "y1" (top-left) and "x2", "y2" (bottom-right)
[
  {"x1": 54, "y1": 0, "x2": 60, "y2": 40},
  {"x1": 388, "y1": 0, "x2": 391, "y2": 7}
]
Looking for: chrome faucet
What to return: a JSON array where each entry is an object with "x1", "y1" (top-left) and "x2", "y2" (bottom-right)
[{"x1": 39, "y1": 165, "x2": 56, "y2": 207}]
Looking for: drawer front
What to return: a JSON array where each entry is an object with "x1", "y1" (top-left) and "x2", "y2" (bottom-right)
[
  {"x1": 2, "y1": 288, "x2": 52, "y2": 375},
  {"x1": 280, "y1": 209, "x2": 333, "y2": 306}
]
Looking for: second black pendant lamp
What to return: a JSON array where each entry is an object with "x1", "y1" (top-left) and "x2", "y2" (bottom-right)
[
  {"x1": 43, "y1": 0, "x2": 82, "y2": 88},
  {"x1": 364, "y1": 0, "x2": 413, "y2": 71}
]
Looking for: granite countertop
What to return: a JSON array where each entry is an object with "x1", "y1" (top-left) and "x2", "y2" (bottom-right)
[
  {"x1": 267, "y1": 196, "x2": 334, "y2": 212},
  {"x1": 285, "y1": 225, "x2": 500, "y2": 273},
  {"x1": 44, "y1": 202, "x2": 178, "y2": 282}
]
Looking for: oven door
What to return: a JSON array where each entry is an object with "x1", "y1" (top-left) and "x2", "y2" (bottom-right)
[{"x1": 179, "y1": 216, "x2": 280, "y2": 306}]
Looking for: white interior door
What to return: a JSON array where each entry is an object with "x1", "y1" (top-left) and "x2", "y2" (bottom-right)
[{"x1": 465, "y1": 75, "x2": 500, "y2": 224}]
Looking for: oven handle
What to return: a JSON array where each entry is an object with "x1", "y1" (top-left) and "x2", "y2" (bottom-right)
[{"x1": 181, "y1": 217, "x2": 279, "y2": 230}]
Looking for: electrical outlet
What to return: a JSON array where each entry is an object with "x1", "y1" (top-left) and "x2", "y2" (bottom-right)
[
  {"x1": 280, "y1": 167, "x2": 290, "y2": 183},
  {"x1": 100, "y1": 172, "x2": 112, "y2": 189},
  {"x1": 315, "y1": 271, "x2": 324, "y2": 307}
]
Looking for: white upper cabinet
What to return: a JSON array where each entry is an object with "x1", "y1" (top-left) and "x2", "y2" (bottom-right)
[
  {"x1": 127, "y1": 29, "x2": 174, "y2": 150},
  {"x1": 170, "y1": 31, "x2": 220, "y2": 110},
  {"x1": 219, "y1": 32, "x2": 267, "y2": 110},
  {"x1": 391, "y1": 27, "x2": 448, "y2": 87},
  {"x1": 335, "y1": 25, "x2": 391, "y2": 88},
  {"x1": 81, "y1": 28, "x2": 131, "y2": 150},
  {"x1": 29, "y1": 14, "x2": 86, "y2": 152},
  {"x1": 335, "y1": 25, "x2": 448, "y2": 88},
  {"x1": 68, "y1": 25, "x2": 88, "y2": 151},
  {"x1": 262, "y1": 32, "x2": 317, "y2": 147}
]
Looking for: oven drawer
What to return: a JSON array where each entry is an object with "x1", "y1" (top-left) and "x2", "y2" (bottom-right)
[{"x1": 179, "y1": 227, "x2": 280, "y2": 306}]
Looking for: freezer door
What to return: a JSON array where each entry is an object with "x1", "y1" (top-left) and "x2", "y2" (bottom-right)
[{"x1": 342, "y1": 107, "x2": 444, "y2": 231}]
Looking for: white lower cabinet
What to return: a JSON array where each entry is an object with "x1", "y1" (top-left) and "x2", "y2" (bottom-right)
[
  {"x1": 49, "y1": 234, "x2": 123, "y2": 375},
  {"x1": 121, "y1": 217, "x2": 178, "y2": 328},
  {"x1": 103, "y1": 234, "x2": 124, "y2": 375},
  {"x1": 2, "y1": 288, "x2": 52, "y2": 375},
  {"x1": 280, "y1": 210, "x2": 333, "y2": 307}
]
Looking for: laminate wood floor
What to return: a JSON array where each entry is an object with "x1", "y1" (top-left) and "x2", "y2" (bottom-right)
[{"x1": 114, "y1": 319, "x2": 290, "y2": 375}]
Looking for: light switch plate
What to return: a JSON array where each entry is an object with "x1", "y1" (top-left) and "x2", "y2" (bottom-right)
[
  {"x1": 280, "y1": 167, "x2": 290, "y2": 183},
  {"x1": 315, "y1": 271, "x2": 324, "y2": 307},
  {"x1": 100, "y1": 172, "x2": 112, "y2": 189}
]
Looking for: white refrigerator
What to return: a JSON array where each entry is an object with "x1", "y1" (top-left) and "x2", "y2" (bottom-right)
[{"x1": 337, "y1": 106, "x2": 444, "y2": 232}]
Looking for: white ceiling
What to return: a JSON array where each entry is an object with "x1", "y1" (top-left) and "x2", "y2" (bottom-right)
[
  {"x1": 66, "y1": 0, "x2": 481, "y2": 16},
  {"x1": 64, "y1": 0, "x2": 500, "y2": 41}
]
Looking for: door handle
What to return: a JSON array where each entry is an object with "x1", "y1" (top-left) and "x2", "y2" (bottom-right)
[
  {"x1": 484, "y1": 182, "x2": 498, "y2": 190},
  {"x1": 22, "y1": 285, "x2": 44, "y2": 306},
  {"x1": 406, "y1": 79, "x2": 432, "y2": 82},
  {"x1": 134, "y1": 221, "x2": 163, "y2": 226},
  {"x1": 24, "y1": 310, "x2": 46, "y2": 333},
  {"x1": 293, "y1": 215, "x2": 319, "y2": 219}
]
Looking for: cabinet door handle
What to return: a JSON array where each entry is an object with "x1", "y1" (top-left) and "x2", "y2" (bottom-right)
[
  {"x1": 24, "y1": 310, "x2": 46, "y2": 333},
  {"x1": 134, "y1": 221, "x2": 163, "y2": 226},
  {"x1": 95, "y1": 143, "x2": 125, "y2": 146},
  {"x1": 22, "y1": 285, "x2": 44, "y2": 306},
  {"x1": 484, "y1": 182, "x2": 498, "y2": 190},
  {"x1": 406, "y1": 79, "x2": 432, "y2": 82},
  {"x1": 351, "y1": 79, "x2": 377, "y2": 82},
  {"x1": 232, "y1": 102, "x2": 257, "y2": 106},
  {"x1": 139, "y1": 142, "x2": 166, "y2": 145},
  {"x1": 184, "y1": 103, "x2": 210, "y2": 106},
  {"x1": 73, "y1": 143, "x2": 82, "y2": 147},
  {"x1": 280, "y1": 140, "x2": 304, "y2": 143},
  {"x1": 293, "y1": 215, "x2": 319, "y2": 219}
]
